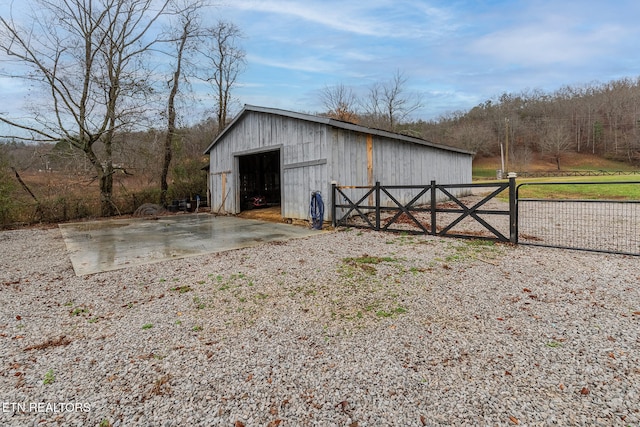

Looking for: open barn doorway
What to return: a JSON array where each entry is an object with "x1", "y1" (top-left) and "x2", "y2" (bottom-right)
[{"x1": 237, "y1": 149, "x2": 281, "y2": 214}]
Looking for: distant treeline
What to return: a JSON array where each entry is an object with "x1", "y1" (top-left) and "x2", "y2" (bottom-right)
[{"x1": 406, "y1": 77, "x2": 640, "y2": 169}]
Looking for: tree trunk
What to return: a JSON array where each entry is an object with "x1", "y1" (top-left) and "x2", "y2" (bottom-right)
[
  {"x1": 99, "y1": 163, "x2": 115, "y2": 216},
  {"x1": 84, "y1": 144, "x2": 115, "y2": 217},
  {"x1": 160, "y1": 14, "x2": 191, "y2": 206},
  {"x1": 160, "y1": 69, "x2": 180, "y2": 206},
  {"x1": 160, "y1": 132, "x2": 173, "y2": 206},
  {"x1": 160, "y1": 67, "x2": 179, "y2": 206}
]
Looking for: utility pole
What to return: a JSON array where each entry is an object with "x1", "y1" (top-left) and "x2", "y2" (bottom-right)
[{"x1": 505, "y1": 118, "x2": 510, "y2": 174}]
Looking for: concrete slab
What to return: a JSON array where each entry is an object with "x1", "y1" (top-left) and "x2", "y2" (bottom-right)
[{"x1": 59, "y1": 214, "x2": 322, "y2": 276}]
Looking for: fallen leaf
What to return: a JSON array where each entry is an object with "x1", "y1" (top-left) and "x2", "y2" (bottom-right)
[
  {"x1": 559, "y1": 383, "x2": 565, "y2": 390},
  {"x1": 580, "y1": 387, "x2": 590, "y2": 395},
  {"x1": 608, "y1": 352, "x2": 616, "y2": 359},
  {"x1": 522, "y1": 288, "x2": 531, "y2": 293},
  {"x1": 633, "y1": 312, "x2": 640, "y2": 316},
  {"x1": 496, "y1": 317, "x2": 504, "y2": 321},
  {"x1": 267, "y1": 420, "x2": 282, "y2": 427},
  {"x1": 15, "y1": 315, "x2": 22, "y2": 321},
  {"x1": 24, "y1": 336, "x2": 72, "y2": 351},
  {"x1": 509, "y1": 415, "x2": 519, "y2": 424},
  {"x1": 420, "y1": 415, "x2": 427, "y2": 425},
  {"x1": 246, "y1": 373, "x2": 253, "y2": 382},
  {"x1": 505, "y1": 371, "x2": 512, "y2": 376},
  {"x1": 234, "y1": 421, "x2": 245, "y2": 427}
]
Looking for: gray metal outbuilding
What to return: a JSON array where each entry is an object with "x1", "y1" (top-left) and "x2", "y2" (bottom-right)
[{"x1": 203, "y1": 105, "x2": 474, "y2": 222}]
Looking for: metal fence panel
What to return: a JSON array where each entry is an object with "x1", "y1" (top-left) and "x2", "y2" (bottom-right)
[{"x1": 517, "y1": 182, "x2": 640, "y2": 256}]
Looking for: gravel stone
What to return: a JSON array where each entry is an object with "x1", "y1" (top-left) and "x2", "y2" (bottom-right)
[{"x1": 0, "y1": 224, "x2": 639, "y2": 426}]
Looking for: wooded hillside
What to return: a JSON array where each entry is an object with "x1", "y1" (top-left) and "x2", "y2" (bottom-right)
[{"x1": 409, "y1": 77, "x2": 640, "y2": 170}]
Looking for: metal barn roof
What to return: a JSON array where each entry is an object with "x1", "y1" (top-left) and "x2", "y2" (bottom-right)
[{"x1": 203, "y1": 105, "x2": 474, "y2": 156}]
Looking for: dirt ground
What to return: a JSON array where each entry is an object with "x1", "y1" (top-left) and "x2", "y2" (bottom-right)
[{"x1": 238, "y1": 206, "x2": 284, "y2": 222}]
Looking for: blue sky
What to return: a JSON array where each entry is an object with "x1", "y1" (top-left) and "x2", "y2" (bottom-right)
[
  {"x1": 212, "y1": 0, "x2": 640, "y2": 120},
  {"x1": 2, "y1": 0, "x2": 640, "y2": 127}
]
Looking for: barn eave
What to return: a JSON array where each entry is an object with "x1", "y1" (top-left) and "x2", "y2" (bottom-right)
[{"x1": 203, "y1": 104, "x2": 475, "y2": 157}]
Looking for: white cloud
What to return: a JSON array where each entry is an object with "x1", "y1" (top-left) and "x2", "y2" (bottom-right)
[
  {"x1": 246, "y1": 53, "x2": 336, "y2": 74},
  {"x1": 470, "y1": 21, "x2": 628, "y2": 67},
  {"x1": 227, "y1": 0, "x2": 454, "y2": 40}
]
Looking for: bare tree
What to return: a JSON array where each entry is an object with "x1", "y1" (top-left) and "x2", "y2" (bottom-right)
[
  {"x1": 0, "y1": 0, "x2": 172, "y2": 216},
  {"x1": 538, "y1": 119, "x2": 573, "y2": 170},
  {"x1": 319, "y1": 83, "x2": 359, "y2": 123},
  {"x1": 450, "y1": 120, "x2": 495, "y2": 156},
  {"x1": 198, "y1": 21, "x2": 246, "y2": 134},
  {"x1": 160, "y1": 2, "x2": 203, "y2": 206},
  {"x1": 362, "y1": 70, "x2": 423, "y2": 132}
]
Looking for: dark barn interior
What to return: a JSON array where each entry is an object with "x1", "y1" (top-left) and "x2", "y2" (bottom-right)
[{"x1": 238, "y1": 150, "x2": 281, "y2": 210}]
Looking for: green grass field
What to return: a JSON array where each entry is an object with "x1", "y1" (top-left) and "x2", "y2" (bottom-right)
[
  {"x1": 479, "y1": 175, "x2": 640, "y2": 200},
  {"x1": 472, "y1": 168, "x2": 503, "y2": 179},
  {"x1": 473, "y1": 153, "x2": 640, "y2": 200},
  {"x1": 514, "y1": 175, "x2": 640, "y2": 200}
]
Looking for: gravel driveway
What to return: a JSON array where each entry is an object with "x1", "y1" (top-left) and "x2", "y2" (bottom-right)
[{"x1": 1, "y1": 224, "x2": 639, "y2": 426}]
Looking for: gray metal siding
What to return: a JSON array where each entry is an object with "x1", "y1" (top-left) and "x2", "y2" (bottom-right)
[
  {"x1": 327, "y1": 129, "x2": 472, "y2": 186},
  {"x1": 328, "y1": 129, "x2": 472, "y2": 210},
  {"x1": 373, "y1": 135, "x2": 472, "y2": 185},
  {"x1": 283, "y1": 163, "x2": 328, "y2": 220},
  {"x1": 373, "y1": 136, "x2": 472, "y2": 207},
  {"x1": 328, "y1": 129, "x2": 369, "y2": 186}
]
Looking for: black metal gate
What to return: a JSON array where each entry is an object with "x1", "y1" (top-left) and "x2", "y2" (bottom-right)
[
  {"x1": 332, "y1": 179, "x2": 517, "y2": 243},
  {"x1": 332, "y1": 179, "x2": 640, "y2": 256},
  {"x1": 516, "y1": 181, "x2": 640, "y2": 256}
]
